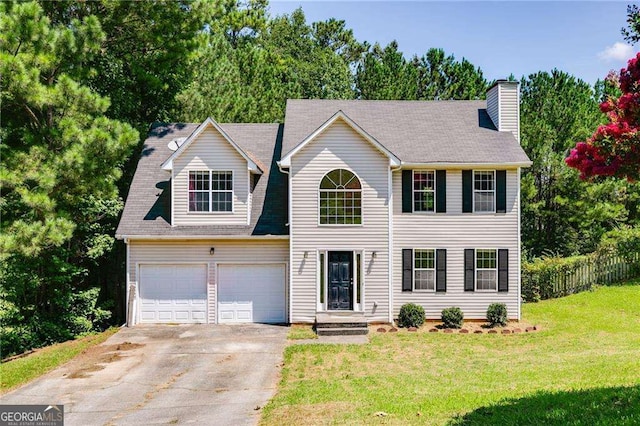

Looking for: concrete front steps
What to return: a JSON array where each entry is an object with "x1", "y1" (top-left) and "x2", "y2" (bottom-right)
[{"x1": 315, "y1": 312, "x2": 369, "y2": 336}]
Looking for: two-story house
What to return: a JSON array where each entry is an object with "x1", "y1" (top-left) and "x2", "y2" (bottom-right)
[{"x1": 116, "y1": 80, "x2": 531, "y2": 327}]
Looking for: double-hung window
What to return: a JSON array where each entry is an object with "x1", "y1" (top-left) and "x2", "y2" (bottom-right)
[
  {"x1": 413, "y1": 171, "x2": 435, "y2": 212},
  {"x1": 476, "y1": 249, "x2": 497, "y2": 290},
  {"x1": 188, "y1": 170, "x2": 233, "y2": 212},
  {"x1": 474, "y1": 171, "x2": 495, "y2": 212},
  {"x1": 414, "y1": 249, "x2": 435, "y2": 291}
]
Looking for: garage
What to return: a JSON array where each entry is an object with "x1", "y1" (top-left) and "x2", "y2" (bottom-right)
[
  {"x1": 217, "y1": 264, "x2": 286, "y2": 324},
  {"x1": 138, "y1": 264, "x2": 207, "y2": 323}
]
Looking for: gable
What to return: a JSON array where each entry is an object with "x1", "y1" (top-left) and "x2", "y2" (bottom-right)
[
  {"x1": 161, "y1": 117, "x2": 262, "y2": 173},
  {"x1": 278, "y1": 110, "x2": 400, "y2": 168},
  {"x1": 281, "y1": 100, "x2": 532, "y2": 166}
]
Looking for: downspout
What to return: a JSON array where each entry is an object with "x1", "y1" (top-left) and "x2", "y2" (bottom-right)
[
  {"x1": 388, "y1": 163, "x2": 402, "y2": 324},
  {"x1": 278, "y1": 161, "x2": 293, "y2": 323},
  {"x1": 517, "y1": 167, "x2": 522, "y2": 320},
  {"x1": 124, "y1": 237, "x2": 131, "y2": 326}
]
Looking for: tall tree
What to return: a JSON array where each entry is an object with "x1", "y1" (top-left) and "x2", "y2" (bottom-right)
[
  {"x1": 520, "y1": 70, "x2": 638, "y2": 256},
  {"x1": 0, "y1": 2, "x2": 138, "y2": 355},
  {"x1": 39, "y1": 0, "x2": 209, "y2": 130},
  {"x1": 355, "y1": 45, "x2": 486, "y2": 100},
  {"x1": 177, "y1": 7, "x2": 359, "y2": 123},
  {"x1": 566, "y1": 54, "x2": 640, "y2": 181},
  {"x1": 355, "y1": 41, "x2": 419, "y2": 100},
  {"x1": 415, "y1": 48, "x2": 487, "y2": 100}
]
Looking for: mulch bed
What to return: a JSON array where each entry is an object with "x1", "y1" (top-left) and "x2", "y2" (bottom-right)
[{"x1": 372, "y1": 321, "x2": 540, "y2": 335}]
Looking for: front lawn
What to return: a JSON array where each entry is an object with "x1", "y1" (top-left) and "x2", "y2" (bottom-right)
[
  {"x1": 261, "y1": 281, "x2": 640, "y2": 425},
  {"x1": 0, "y1": 328, "x2": 118, "y2": 394}
]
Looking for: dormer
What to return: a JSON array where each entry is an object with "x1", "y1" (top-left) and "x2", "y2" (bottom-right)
[{"x1": 161, "y1": 117, "x2": 263, "y2": 226}]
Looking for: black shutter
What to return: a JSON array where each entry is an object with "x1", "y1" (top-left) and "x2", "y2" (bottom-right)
[
  {"x1": 436, "y1": 170, "x2": 446, "y2": 213},
  {"x1": 436, "y1": 249, "x2": 447, "y2": 292},
  {"x1": 464, "y1": 249, "x2": 475, "y2": 291},
  {"x1": 402, "y1": 249, "x2": 413, "y2": 291},
  {"x1": 462, "y1": 170, "x2": 473, "y2": 213},
  {"x1": 402, "y1": 170, "x2": 412, "y2": 213},
  {"x1": 498, "y1": 249, "x2": 509, "y2": 292},
  {"x1": 496, "y1": 170, "x2": 507, "y2": 213}
]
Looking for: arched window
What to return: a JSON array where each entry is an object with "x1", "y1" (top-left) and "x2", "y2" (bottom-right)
[{"x1": 319, "y1": 169, "x2": 362, "y2": 225}]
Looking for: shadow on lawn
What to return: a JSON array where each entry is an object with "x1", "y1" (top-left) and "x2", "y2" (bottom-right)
[{"x1": 449, "y1": 385, "x2": 640, "y2": 425}]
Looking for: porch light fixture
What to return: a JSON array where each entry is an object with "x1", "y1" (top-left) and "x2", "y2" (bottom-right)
[
  {"x1": 304, "y1": 251, "x2": 309, "y2": 259},
  {"x1": 372, "y1": 251, "x2": 377, "y2": 258},
  {"x1": 209, "y1": 247, "x2": 215, "y2": 255}
]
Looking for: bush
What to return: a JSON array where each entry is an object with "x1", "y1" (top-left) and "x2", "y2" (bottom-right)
[
  {"x1": 441, "y1": 307, "x2": 464, "y2": 329},
  {"x1": 486, "y1": 303, "x2": 508, "y2": 327},
  {"x1": 599, "y1": 226, "x2": 640, "y2": 273},
  {"x1": 398, "y1": 303, "x2": 425, "y2": 328}
]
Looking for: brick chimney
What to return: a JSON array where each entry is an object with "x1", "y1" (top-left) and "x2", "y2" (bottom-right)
[{"x1": 486, "y1": 80, "x2": 520, "y2": 143}]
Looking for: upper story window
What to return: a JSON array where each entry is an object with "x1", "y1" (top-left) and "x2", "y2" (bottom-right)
[
  {"x1": 188, "y1": 170, "x2": 233, "y2": 212},
  {"x1": 413, "y1": 171, "x2": 435, "y2": 212},
  {"x1": 319, "y1": 169, "x2": 362, "y2": 225},
  {"x1": 474, "y1": 171, "x2": 495, "y2": 212}
]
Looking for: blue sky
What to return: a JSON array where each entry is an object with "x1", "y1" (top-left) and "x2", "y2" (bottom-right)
[{"x1": 269, "y1": 1, "x2": 638, "y2": 84}]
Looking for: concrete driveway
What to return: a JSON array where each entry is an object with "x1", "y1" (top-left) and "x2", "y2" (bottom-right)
[{"x1": 1, "y1": 324, "x2": 288, "y2": 425}]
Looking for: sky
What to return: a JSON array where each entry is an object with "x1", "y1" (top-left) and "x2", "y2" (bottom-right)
[{"x1": 269, "y1": 1, "x2": 638, "y2": 84}]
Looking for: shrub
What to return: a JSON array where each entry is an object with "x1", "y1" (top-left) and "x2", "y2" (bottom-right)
[
  {"x1": 599, "y1": 226, "x2": 640, "y2": 273},
  {"x1": 486, "y1": 303, "x2": 508, "y2": 327},
  {"x1": 441, "y1": 307, "x2": 464, "y2": 329},
  {"x1": 398, "y1": 303, "x2": 425, "y2": 328}
]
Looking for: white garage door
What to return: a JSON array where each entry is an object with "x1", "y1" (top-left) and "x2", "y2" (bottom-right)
[
  {"x1": 139, "y1": 264, "x2": 207, "y2": 323},
  {"x1": 217, "y1": 264, "x2": 286, "y2": 324}
]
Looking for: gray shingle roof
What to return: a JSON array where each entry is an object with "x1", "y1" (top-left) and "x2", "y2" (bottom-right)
[
  {"x1": 281, "y1": 99, "x2": 531, "y2": 164},
  {"x1": 116, "y1": 122, "x2": 288, "y2": 238},
  {"x1": 117, "y1": 99, "x2": 531, "y2": 239}
]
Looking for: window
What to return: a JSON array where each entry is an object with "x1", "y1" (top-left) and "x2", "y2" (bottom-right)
[
  {"x1": 414, "y1": 249, "x2": 435, "y2": 291},
  {"x1": 476, "y1": 249, "x2": 497, "y2": 290},
  {"x1": 319, "y1": 169, "x2": 362, "y2": 225},
  {"x1": 188, "y1": 171, "x2": 233, "y2": 212},
  {"x1": 474, "y1": 171, "x2": 495, "y2": 212},
  {"x1": 413, "y1": 171, "x2": 435, "y2": 212}
]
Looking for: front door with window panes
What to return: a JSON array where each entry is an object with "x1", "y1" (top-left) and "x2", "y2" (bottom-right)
[{"x1": 327, "y1": 251, "x2": 353, "y2": 310}]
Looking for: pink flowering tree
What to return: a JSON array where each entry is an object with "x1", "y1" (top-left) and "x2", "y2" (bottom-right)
[{"x1": 566, "y1": 54, "x2": 640, "y2": 181}]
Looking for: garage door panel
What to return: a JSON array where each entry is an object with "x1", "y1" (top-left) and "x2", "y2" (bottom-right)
[
  {"x1": 218, "y1": 265, "x2": 285, "y2": 324},
  {"x1": 139, "y1": 264, "x2": 207, "y2": 323}
]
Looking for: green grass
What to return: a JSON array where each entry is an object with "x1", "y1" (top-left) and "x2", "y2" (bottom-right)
[
  {"x1": 0, "y1": 328, "x2": 118, "y2": 394},
  {"x1": 261, "y1": 281, "x2": 640, "y2": 425},
  {"x1": 288, "y1": 324, "x2": 318, "y2": 340}
]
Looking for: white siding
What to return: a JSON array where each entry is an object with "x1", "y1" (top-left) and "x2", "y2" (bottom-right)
[
  {"x1": 499, "y1": 84, "x2": 520, "y2": 142},
  {"x1": 173, "y1": 127, "x2": 249, "y2": 225},
  {"x1": 486, "y1": 85, "x2": 499, "y2": 130},
  {"x1": 486, "y1": 82, "x2": 520, "y2": 142},
  {"x1": 129, "y1": 239, "x2": 289, "y2": 323},
  {"x1": 290, "y1": 119, "x2": 390, "y2": 323},
  {"x1": 393, "y1": 169, "x2": 521, "y2": 319}
]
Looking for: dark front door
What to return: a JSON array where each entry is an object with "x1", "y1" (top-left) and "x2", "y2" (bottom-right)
[{"x1": 328, "y1": 251, "x2": 353, "y2": 310}]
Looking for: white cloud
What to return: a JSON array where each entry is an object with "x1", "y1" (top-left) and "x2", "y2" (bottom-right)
[{"x1": 599, "y1": 42, "x2": 635, "y2": 62}]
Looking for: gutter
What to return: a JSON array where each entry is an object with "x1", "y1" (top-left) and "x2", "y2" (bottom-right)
[
  {"x1": 116, "y1": 234, "x2": 290, "y2": 241},
  {"x1": 400, "y1": 161, "x2": 532, "y2": 168}
]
